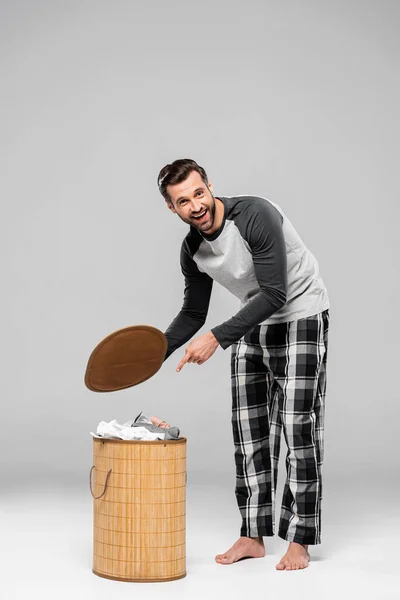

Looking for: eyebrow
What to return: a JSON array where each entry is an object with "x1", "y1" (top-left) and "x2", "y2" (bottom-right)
[{"x1": 177, "y1": 187, "x2": 204, "y2": 204}]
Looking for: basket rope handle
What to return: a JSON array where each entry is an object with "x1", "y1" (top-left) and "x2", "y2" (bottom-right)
[{"x1": 89, "y1": 465, "x2": 112, "y2": 499}]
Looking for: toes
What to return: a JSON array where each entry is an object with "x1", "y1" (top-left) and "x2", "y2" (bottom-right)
[
  {"x1": 276, "y1": 553, "x2": 309, "y2": 571},
  {"x1": 215, "y1": 554, "x2": 229, "y2": 564},
  {"x1": 215, "y1": 548, "x2": 237, "y2": 565}
]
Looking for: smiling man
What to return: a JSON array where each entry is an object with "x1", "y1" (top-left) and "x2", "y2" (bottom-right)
[{"x1": 158, "y1": 158, "x2": 330, "y2": 571}]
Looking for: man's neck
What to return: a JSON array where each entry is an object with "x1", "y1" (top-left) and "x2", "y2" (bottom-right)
[{"x1": 204, "y1": 197, "x2": 224, "y2": 236}]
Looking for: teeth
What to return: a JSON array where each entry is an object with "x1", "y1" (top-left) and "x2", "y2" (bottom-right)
[{"x1": 194, "y1": 210, "x2": 206, "y2": 219}]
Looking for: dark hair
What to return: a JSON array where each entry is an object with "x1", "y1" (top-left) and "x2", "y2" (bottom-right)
[{"x1": 157, "y1": 158, "x2": 209, "y2": 204}]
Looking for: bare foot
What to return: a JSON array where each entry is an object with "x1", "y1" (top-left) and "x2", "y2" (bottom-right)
[
  {"x1": 215, "y1": 536, "x2": 265, "y2": 565},
  {"x1": 276, "y1": 542, "x2": 310, "y2": 570}
]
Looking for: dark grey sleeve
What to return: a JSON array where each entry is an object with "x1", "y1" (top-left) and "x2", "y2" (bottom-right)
[
  {"x1": 163, "y1": 241, "x2": 214, "y2": 361},
  {"x1": 210, "y1": 198, "x2": 287, "y2": 350}
]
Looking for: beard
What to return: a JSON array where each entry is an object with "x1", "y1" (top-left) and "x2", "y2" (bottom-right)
[{"x1": 187, "y1": 192, "x2": 216, "y2": 233}]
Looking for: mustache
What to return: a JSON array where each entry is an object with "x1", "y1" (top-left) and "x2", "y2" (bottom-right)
[{"x1": 191, "y1": 202, "x2": 215, "y2": 218}]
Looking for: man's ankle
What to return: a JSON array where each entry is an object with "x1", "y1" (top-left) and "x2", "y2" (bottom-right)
[{"x1": 289, "y1": 541, "x2": 308, "y2": 548}]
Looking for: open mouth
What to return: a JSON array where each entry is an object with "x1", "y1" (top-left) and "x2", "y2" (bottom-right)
[{"x1": 192, "y1": 209, "x2": 208, "y2": 221}]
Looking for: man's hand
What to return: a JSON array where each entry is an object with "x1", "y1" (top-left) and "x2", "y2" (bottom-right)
[{"x1": 176, "y1": 331, "x2": 220, "y2": 372}]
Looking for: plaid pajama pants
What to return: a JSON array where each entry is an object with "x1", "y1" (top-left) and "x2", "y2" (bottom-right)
[{"x1": 230, "y1": 309, "x2": 329, "y2": 545}]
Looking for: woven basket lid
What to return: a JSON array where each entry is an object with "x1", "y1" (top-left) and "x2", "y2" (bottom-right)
[{"x1": 84, "y1": 325, "x2": 168, "y2": 392}]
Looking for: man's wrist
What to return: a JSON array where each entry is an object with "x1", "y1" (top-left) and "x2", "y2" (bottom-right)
[{"x1": 208, "y1": 330, "x2": 221, "y2": 348}]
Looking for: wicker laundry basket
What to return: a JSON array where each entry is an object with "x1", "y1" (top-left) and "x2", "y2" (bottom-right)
[{"x1": 90, "y1": 436, "x2": 187, "y2": 582}]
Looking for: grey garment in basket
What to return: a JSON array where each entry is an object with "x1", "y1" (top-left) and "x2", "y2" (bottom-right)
[{"x1": 123, "y1": 411, "x2": 180, "y2": 440}]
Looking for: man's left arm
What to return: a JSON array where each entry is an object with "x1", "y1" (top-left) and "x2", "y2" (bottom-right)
[{"x1": 210, "y1": 198, "x2": 288, "y2": 350}]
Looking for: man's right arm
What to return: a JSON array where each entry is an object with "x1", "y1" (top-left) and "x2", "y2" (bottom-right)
[{"x1": 163, "y1": 242, "x2": 214, "y2": 361}]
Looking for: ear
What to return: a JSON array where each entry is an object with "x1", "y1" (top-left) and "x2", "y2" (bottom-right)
[{"x1": 208, "y1": 182, "x2": 214, "y2": 194}]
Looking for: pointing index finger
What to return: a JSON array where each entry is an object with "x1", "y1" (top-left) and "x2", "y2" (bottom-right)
[{"x1": 177, "y1": 351, "x2": 190, "y2": 372}]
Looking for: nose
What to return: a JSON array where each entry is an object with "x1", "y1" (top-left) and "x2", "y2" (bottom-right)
[{"x1": 191, "y1": 202, "x2": 203, "y2": 214}]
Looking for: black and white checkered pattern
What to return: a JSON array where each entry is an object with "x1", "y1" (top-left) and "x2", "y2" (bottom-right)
[{"x1": 230, "y1": 309, "x2": 329, "y2": 545}]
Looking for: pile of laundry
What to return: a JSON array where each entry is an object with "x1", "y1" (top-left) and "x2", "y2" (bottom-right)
[{"x1": 90, "y1": 411, "x2": 181, "y2": 441}]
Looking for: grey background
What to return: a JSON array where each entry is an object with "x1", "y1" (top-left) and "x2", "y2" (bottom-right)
[{"x1": 1, "y1": 2, "x2": 399, "y2": 598}]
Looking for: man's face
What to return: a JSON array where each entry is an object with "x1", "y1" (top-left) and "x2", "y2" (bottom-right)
[{"x1": 166, "y1": 170, "x2": 217, "y2": 234}]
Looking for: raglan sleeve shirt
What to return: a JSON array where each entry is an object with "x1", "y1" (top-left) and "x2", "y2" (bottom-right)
[
  {"x1": 210, "y1": 198, "x2": 288, "y2": 349},
  {"x1": 163, "y1": 240, "x2": 214, "y2": 361}
]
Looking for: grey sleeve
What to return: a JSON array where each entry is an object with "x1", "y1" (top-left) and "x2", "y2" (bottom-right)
[
  {"x1": 163, "y1": 241, "x2": 214, "y2": 361},
  {"x1": 210, "y1": 198, "x2": 287, "y2": 350}
]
